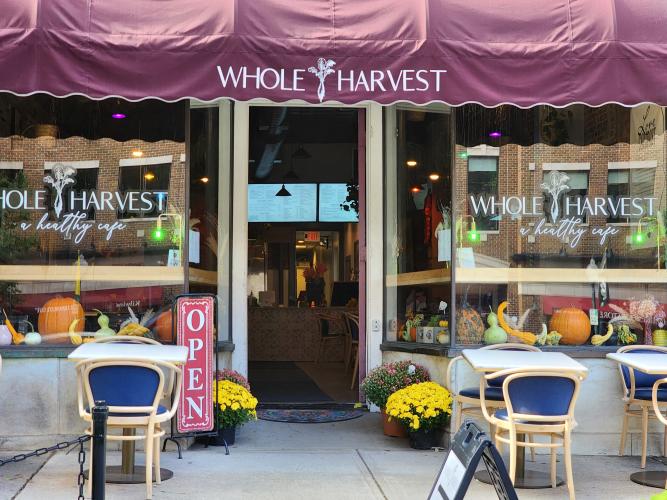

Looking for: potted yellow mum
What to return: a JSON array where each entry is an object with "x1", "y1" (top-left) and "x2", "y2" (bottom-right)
[
  {"x1": 385, "y1": 381, "x2": 452, "y2": 449},
  {"x1": 214, "y1": 380, "x2": 258, "y2": 445}
]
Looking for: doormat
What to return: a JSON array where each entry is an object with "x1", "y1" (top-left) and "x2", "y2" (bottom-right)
[{"x1": 257, "y1": 408, "x2": 365, "y2": 424}]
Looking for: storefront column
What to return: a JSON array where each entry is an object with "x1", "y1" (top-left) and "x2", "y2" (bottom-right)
[
  {"x1": 231, "y1": 102, "x2": 249, "y2": 376},
  {"x1": 365, "y1": 102, "x2": 384, "y2": 379}
]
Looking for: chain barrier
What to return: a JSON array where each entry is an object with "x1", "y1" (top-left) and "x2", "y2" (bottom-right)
[{"x1": 0, "y1": 435, "x2": 91, "y2": 500}]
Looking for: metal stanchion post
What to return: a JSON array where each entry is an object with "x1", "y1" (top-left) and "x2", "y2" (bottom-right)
[{"x1": 91, "y1": 401, "x2": 108, "y2": 500}]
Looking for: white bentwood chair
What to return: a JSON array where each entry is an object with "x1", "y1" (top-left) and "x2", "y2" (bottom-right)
[
  {"x1": 480, "y1": 367, "x2": 583, "y2": 500},
  {"x1": 77, "y1": 358, "x2": 182, "y2": 499}
]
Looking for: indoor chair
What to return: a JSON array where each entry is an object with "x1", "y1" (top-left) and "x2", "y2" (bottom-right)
[
  {"x1": 616, "y1": 345, "x2": 667, "y2": 468},
  {"x1": 480, "y1": 367, "x2": 582, "y2": 500},
  {"x1": 77, "y1": 359, "x2": 182, "y2": 499},
  {"x1": 345, "y1": 313, "x2": 360, "y2": 389},
  {"x1": 315, "y1": 312, "x2": 345, "y2": 363}
]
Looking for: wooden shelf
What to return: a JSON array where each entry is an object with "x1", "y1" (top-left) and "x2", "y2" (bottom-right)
[
  {"x1": 0, "y1": 265, "x2": 184, "y2": 283},
  {"x1": 386, "y1": 267, "x2": 667, "y2": 286},
  {"x1": 189, "y1": 268, "x2": 217, "y2": 286},
  {"x1": 456, "y1": 267, "x2": 667, "y2": 284},
  {"x1": 386, "y1": 268, "x2": 451, "y2": 287}
]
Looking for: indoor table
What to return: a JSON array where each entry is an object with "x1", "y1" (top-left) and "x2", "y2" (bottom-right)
[
  {"x1": 462, "y1": 349, "x2": 588, "y2": 489},
  {"x1": 607, "y1": 351, "x2": 667, "y2": 489},
  {"x1": 69, "y1": 342, "x2": 188, "y2": 484}
]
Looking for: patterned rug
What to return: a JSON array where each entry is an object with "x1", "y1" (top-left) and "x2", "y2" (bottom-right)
[{"x1": 257, "y1": 408, "x2": 366, "y2": 424}]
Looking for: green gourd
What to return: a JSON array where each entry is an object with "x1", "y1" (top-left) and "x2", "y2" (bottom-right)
[
  {"x1": 94, "y1": 309, "x2": 116, "y2": 338},
  {"x1": 484, "y1": 308, "x2": 508, "y2": 344}
]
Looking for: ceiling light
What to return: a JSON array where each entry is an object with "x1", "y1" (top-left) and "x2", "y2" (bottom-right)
[
  {"x1": 410, "y1": 186, "x2": 421, "y2": 193},
  {"x1": 297, "y1": 240, "x2": 304, "y2": 244},
  {"x1": 489, "y1": 131, "x2": 502, "y2": 138},
  {"x1": 200, "y1": 177, "x2": 209, "y2": 183},
  {"x1": 429, "y1": 173, "x2": 440, "y2": 181},
  {"x1": 275, "y1": 184, "x2": 292, "y2": 197},
  {"x1": 144, "y1": 172, "x2": 155, "y2": 180},
  {"x1": 406, "y1": 160, "x2": 418, "y2": 167},
  {"x1": 131, "y1": 149, "x2": 143, "y2": 158},
  {"x1": 111, "y1": 113, "x2": 126, "y2": 119}
]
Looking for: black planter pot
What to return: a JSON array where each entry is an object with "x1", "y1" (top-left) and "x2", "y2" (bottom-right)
[
  {"x1": 211, "y1": 426, "x2": 236, "y2": 446},
  {"x1": 408, "y1": 428, "x2": 440, "y2": 450}
]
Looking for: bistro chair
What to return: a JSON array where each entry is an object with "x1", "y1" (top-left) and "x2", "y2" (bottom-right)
[
  {"x1": 651, "y1": 377, "x2": 667, "y2": 489},
  {"x1": 616, "y1": 345, "x2": 667, "y2": 468},
  {"x1": 76, "y1": 358, "x2": 182, "y2": 499},
  {"x1": 342, "y1": 312, "x2": 359, "y2": 372},
  {"x1": 315, "y1": 312, "x2": 345, "y2": 363},
  {"x1": 345, "y1": 313, "x2": 360, "y2": 389},
  {"x1": 480, "y1": 368, "x2": 582, "y2": 500},
  {"x1": 446, "y1": 343, "x2": 541, "y2": 430}
]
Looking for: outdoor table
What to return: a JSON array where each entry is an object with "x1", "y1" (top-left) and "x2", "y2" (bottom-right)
[
  {"x1": 69, "y1": 343, "x2": 188, "y2": 484},
  {"x1": 462, "y1": 349, "x2": 588, "y2": 489},
  {"x1": 607, "y1": 351, "x2": 667, "y2": 489}
]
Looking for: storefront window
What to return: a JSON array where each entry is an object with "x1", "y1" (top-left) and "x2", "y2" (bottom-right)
[
  {"x1": 188, "y1": 102, "x2": 232, "y2": 342},
  {"x1": 0, "y1": 93, "x2": 186, "y2": 347},
  {"x1": 384, "y1": 105, "x2": 453, "y2": 345},
  {"x1": 453, "y1": 103, "x2": 667, "y2": 348}
]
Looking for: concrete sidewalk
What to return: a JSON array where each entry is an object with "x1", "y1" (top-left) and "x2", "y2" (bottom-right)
[{"x1": 5, "y1": 414, "x2": 664, "y2": 500}]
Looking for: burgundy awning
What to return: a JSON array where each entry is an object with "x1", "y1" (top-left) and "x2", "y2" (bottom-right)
[{"x1": 1, "y1": 0, "x2": 667, "y2": 106}]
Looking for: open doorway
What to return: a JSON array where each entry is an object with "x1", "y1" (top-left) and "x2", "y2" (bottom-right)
[{"x1": 246, "y1": 107, "x2": 362, "y2": 405}]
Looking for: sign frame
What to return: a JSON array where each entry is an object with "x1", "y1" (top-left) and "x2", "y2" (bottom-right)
[
  {"x1": 428, "y1": 420, "x2": 518, "y2": 500},
  {"x1": 167, "y1": 293, "x2": 219, "y2": 443}
]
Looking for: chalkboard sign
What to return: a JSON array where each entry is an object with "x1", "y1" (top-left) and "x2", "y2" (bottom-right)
[{"x1": 428, "y1": 421, "x2": 517, "y2": 500}]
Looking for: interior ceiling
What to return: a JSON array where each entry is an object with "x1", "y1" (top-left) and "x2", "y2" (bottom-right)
[
  {"x1": 0, "y1": 93, "x2": 186, "y2": 142},
  {"x1": 249, "y1": 106, "x2": 358, "y2": 182}
]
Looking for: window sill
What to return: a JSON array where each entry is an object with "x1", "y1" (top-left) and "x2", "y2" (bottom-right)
[
  {"x1": 381, "y1": 341, "x2": 450, "y2": 357},
  {"x1": 0, "y1": 341, "x2": 235, "y2": 358},
  {"x1": 382, "y1": 341, "x2": 622, "y2": 359}
]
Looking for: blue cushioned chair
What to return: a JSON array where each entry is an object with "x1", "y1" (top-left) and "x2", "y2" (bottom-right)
[
  {"x1": 77, "y1": 359, "x2": 182, "y2": 499},
  {"x1": 480, "y1": 368, "x2": 582, "y2": 499},
  {"x1": 616, "y1": 345, "x2": 667, "y2": 469},
  {"x1": 446, "y1": 343, "x2": 541, "y2": 430},
  {"x1": 446, "y1": 343, "x2": 541, "y2": 460}
]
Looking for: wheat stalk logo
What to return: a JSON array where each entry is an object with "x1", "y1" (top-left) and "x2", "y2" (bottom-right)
[
  {"x1": 540, "y1": 170, "x2": 570, "y2": 223},
  {"x1": 308, "y1": 58, "x2": 336, "y2": 103},
  {"x1": 44, "y1": 163, "x2": 76, "y2": 218}
]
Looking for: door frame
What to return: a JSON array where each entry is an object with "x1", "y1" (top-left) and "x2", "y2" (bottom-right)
[{"x1": 230, "y1": 100, "x2": 383, "y2": 394}]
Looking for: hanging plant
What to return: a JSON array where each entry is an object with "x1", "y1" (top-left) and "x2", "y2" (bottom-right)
[{"x1": 340, "y1": 183, "x2": 359, "y2": 214}]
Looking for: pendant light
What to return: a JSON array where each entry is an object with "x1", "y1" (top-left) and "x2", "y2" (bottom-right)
[
  {"x1": 275, "y1": 184, "x2": 292, "y2": 197},
  {"x1": 291, "y1": 144, "x2": 311, "y2": 160}
]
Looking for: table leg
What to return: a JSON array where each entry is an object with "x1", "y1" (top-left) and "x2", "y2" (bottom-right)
[
  {"x1": 102, "y1": 428, "x2": 174, "y2": 484},
  {"x1": 475, "y1": 432, "x2": 564, "y2": 489},
  {"x1": 121, "y1": 429, "x2": 135, "y2": 475}
]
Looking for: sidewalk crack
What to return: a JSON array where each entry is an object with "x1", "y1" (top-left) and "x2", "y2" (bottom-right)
[
  {"x1": 12, "y1": 452, "x2": 54, "y2": 500},
  {"x1": 356, "y1": 449, "x2": 388, "y2": 500}
]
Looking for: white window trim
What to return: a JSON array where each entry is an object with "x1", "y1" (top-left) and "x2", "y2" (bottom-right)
[
  {"x1": 119, "y1": 155, "x2": 173, "y2": 167},
  {"x1": 0, "y1": 161, "x2": 23, "y2": 170},
  {"x1": 542, "y1": 162, "x2": 590, "y2": 171},
  {"x1": 44, "y1": 160, "x2": 99, "y2": 170},
  {"x1": 608, "y1": 160, "x2": 657, "y2": 170},
  {"x1": 466, "y1": 145, "x2": 499, "y2": 157}
]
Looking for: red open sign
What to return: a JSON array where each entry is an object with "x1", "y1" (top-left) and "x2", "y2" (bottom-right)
[{"x1": 177, "y1": 296, "x2": 215, "y2": 433}]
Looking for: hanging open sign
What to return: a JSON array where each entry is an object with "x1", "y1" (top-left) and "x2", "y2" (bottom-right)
[{"x1": 177, "y1": 295, "x2": 215, "y2": 433}]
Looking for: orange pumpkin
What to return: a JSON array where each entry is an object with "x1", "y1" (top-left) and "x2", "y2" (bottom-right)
[
  {"x1": 154, "y1": 310, "x2": 173, "y2": 342},
  {"x1": 549, "y1": 307, "x2": 591, "y2": 345},
  {"x1": 38, "y1": 296, "x2": 84, "y2": 344}
]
